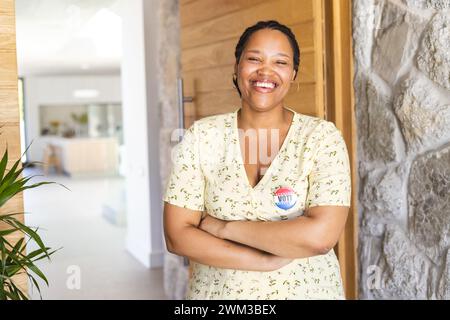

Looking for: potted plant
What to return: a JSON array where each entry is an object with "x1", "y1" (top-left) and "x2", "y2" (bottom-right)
[
  {"x1": 48, "y1": 120, "x2": 61, "y2": 136},
  {"x1": 0, "y1": 145, "x2": 63, "y2": 300},
  {"x1": 71, "y1": 112, "x2": 88, "y2": 137}
]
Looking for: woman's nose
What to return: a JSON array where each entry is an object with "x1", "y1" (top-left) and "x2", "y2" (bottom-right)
[{"x1": 257, "y1": 65, "x2": 274, "y2": 76}]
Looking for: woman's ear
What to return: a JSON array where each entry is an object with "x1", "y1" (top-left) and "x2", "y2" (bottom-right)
[{"x1": 292, "y1": 70, "x2": 297, "y2": 81}]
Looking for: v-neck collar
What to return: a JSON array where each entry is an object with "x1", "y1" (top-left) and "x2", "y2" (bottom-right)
[{"x1": 232, "y1": 106, "x2": 298, "y2": 192}]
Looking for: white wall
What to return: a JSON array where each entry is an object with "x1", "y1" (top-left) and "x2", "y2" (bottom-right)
[
  {"x1": 120, "y1": 0, "x2": 164, "y2": 268},
  {"x1": 23, "y1": 74, "x2": 121, "y2": 162}
]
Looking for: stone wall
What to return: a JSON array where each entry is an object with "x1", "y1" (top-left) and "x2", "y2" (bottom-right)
[{"x1": 353, "y1": 0, "x2": 450, "y2": 299}]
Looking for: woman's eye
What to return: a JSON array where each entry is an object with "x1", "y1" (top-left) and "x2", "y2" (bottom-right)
[
  {"x1": 277, "y1": 61, "x2": 288, "y2": 65},
  {"x1": 248, "y1": 57, "x2": 260, "y2": 62}
]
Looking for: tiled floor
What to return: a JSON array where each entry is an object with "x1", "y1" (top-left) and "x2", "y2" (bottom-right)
[{"x1": 23, "y1": 167, "x2": 167, "y2": 300}]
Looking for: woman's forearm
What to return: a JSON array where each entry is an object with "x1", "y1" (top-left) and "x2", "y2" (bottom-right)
[
  {"x1": 221, "y1": 216, "x2": 325, "y2": 259},
  {"x1": 216, "y1": 206, "x2": 349, "y2": 259},
  {"x1": 168, "y1": 224, "x2": 286, "y2": 272}
]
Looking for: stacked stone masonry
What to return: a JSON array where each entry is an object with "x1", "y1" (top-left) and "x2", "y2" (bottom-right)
[{"x1": 354, "y1": 0, "x2": 450, "y2": 299}]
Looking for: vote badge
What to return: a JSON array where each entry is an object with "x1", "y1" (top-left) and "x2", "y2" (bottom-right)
[{"x1": 273, "y1": 187, "x2": 297, "y2": 210}]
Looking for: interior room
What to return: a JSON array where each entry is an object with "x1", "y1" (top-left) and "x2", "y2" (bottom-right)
[{"x1": 0, "y1": 0, "x2": 449, "y2": 301}]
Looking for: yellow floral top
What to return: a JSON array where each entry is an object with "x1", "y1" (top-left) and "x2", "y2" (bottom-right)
[{"x1": 163, "y1": 107, "x2": 351, "y2": 300}]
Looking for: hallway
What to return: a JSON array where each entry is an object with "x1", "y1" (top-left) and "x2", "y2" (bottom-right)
[{"x1": 23, "y1": 168, "x2": 166, "y2": 300}]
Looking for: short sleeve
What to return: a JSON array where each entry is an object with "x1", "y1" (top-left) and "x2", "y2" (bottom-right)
[
  {"x1": 163, "y1": 123, "x2": 205, "y2": 211},
  {"x1": 305, "y1": 122, "x2": 351, "y2": 208}
]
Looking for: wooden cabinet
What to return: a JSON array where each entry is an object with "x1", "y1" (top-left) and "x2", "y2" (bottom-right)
[{"x1": 40, "y1": 137, "x2": 119, "y2": 176}]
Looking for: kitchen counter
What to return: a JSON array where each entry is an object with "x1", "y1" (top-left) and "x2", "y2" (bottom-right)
[{"x1": 40, "y1": 136, "x2": 120, "y2": 176}]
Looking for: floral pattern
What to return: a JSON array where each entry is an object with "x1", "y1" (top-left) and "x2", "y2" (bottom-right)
[{"x1": 163, "y1": 106, "x2": 351, "y2": 299}]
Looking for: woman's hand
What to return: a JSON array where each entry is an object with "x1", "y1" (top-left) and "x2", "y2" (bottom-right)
[{"x1": 198, "y1": 213, "x2": 227, "y2": 239}]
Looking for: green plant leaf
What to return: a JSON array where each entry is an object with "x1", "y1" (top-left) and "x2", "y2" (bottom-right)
[
  {"x1": 0, "y1": 174, "x2": 32, "y2": 196},
  {"x1": 27, "y1": 264, "x2": 48, "y2": 286},
  {"x1": 0, "y1": 286, "x2": 6, "y2": 300},
  {"x1": 4, "y1": 282, "x2": 19, "y2": 300},
  {"x1": 0, "y1": 179, "x2": 32, "y2": 207},
  {"x1": 0, "y1": 149, "x2": 7, "y2": 182},
  {"x1": 7, "y1": 280, "x2": 28, "y2": 300},
  {"x1": 20, "y1": 176, "x2": 70, "y2": 191},
  {"x1": 0, "y1": 211, "x2": 29, "y2": 219},
  {"x1": 3, "y1": 246, "x2": 27, "y2": 273},
  {"x1": 0, "y1": 157, "x2": 22, "y2": 189},
  {"x1": 28, "y1": 273, "x2": 42, "y2": 300},
  {"x1": 30, "y1": 247, "x2": 61, "y2": 264},
  {"x1": 9, "y1": 237, "x2": 24, "y2": 257},
  {"x1": 20, "y1": 139, "x2": 33, "y2": 162},
  {"x1": 7, "y1": 219, "x2": 50, "y2": 259},
  {"x1": 0, "y1": 229, "x2": 18, "y2": 237},
  {"x1": 4, "y1": 265, "x2": 22, "y2": 277},
  {"x1": 24, "y1": 247, "x2": 52, "y2": 261},
  {"x1": 21, "y1": 181, "x2": 60, "y2": 192},
  {"x1": 0, "y1": 142, "x2": 62, "y2": 299},
  {"x1": 0, "y1": 180, "x2": 61, "y2": 208}
]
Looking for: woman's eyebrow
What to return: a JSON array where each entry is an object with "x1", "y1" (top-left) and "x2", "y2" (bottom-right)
[{"x1": 245, "y1": 49, "x2": 291, "y2": 58}]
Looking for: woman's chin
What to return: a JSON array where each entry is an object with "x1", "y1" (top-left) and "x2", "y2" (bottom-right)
[{"x1": 246, "y1": 100, "x2": 281, "y2": 112}]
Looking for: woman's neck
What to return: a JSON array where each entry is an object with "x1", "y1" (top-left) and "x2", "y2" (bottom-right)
[{"x1": 237, "y1": 104, "x2": 293, "y2": 130}]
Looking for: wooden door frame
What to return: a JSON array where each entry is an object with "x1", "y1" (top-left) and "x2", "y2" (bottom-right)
[{"x1": 324, "y1": 0, "x2": 358, "y2": 299}]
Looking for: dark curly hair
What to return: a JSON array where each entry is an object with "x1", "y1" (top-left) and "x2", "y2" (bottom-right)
[{"x1": 233, "y1": 20, "x2": 301, "y2": 97}]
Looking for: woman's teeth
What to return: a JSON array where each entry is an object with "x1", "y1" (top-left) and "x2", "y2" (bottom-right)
[{"x1": 253, "y1": 81, "x2": 276, "y2": 89}]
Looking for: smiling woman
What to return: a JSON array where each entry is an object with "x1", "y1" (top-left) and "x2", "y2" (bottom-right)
[{"x1": 163, "y1": 20, "x2": 351, "y2": 300}]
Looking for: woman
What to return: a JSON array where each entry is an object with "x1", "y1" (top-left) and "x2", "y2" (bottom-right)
[{"x1": 163, "y1": 20, "x2": 351, "y2": 300}]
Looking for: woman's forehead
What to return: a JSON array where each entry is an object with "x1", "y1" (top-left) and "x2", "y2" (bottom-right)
[{"x1": 243, "y1": 29, "x2": 293, "y2": 56}]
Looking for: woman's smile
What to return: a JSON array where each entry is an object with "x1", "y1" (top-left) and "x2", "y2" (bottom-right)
[{"x1": 249, "y1": 78, "x2": 279, "y2": 93}]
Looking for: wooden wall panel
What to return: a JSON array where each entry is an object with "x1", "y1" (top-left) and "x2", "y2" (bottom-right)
[
  {"x1": 0, "y1": 0, "x2": 27, "y2": 296},
  {"x1": 181, "y1": 0, "x2": 313, "y2": 49},
  {"x1": 284, "y1": 84, "x2": 316, "y2": 115},
  {"x1": 182, "y1": 38, "x2": 236, "y2": 72},
  {"x1": 0, "y1": 0, "x2": 20, "y2": 156},
  {"x1": 181, "y1": 0, "x2": 267, "y2": 27},
  {"x1": 290, "y1": 21, "x2": 315, "y2": 49},
  {"x1": 0, "y1": 14, "x2": 16, "y2": 49},
  {"x1": 0, "y1": 123, "x2": 21, "y2": 156},
  {"x1": 180, "y1": 0, "x2": 197, "y2": 5},
  {"x1": 184, "y1": 90, "x2": 240, "y2": 118}
]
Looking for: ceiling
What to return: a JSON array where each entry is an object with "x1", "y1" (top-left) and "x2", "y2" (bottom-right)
[{"x1": 16, "y1": 0, "x2": 123, "y2": 76}]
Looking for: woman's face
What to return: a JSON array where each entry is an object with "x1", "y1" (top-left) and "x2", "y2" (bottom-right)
[{"x1": 236, "y1": 28, "x2": 296, "y2": 112}]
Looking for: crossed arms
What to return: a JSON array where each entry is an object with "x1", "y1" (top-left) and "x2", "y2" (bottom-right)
[{"x1": 163, "y1": 203, "x2": 349, "y2": 272}]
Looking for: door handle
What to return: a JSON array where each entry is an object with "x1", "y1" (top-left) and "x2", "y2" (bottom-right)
[{"x1": 177, "y1": 78, "x2": 194, "y2": 137}]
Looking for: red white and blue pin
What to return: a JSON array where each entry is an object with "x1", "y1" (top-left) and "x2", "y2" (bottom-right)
[{"x1": 273, "y1": 187, "x2": 297, "y2": 210}]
